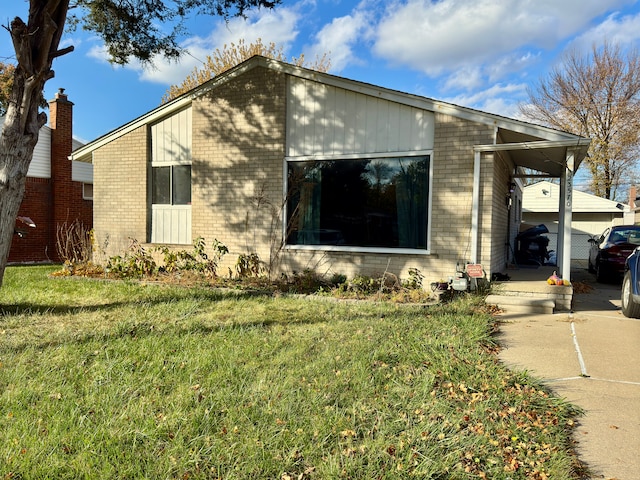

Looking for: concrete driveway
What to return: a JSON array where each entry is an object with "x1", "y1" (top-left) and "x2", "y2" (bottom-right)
[{"x1": 497, "y1": 268, "x2": 640, "y2": 480}]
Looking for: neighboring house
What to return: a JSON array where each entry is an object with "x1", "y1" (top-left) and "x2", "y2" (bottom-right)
[
  {"x1": 522, "y1": 180, "x2": 632, "y2": 263},
  {"x1": 1, "y1": 89, "x2": 93, "y2": 263},
  {"x1": 627, "y1": 185, "x2": 640, "y2": 220},
  {"x1": 71, "y1": 56, "x2": 589, "y2": 284}
]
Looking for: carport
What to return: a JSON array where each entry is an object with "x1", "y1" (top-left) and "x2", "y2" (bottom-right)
[{"x1": 472, "y1": 127, "x2": 590, "y2": 283}]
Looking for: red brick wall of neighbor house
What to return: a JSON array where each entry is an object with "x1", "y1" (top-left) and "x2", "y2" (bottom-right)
[
  {"x1": 8, "y1": 89, "x2": 93, "y2": 263},
  {"x1": 8, "y1": 177, "x2": 53, "y2": 262}
]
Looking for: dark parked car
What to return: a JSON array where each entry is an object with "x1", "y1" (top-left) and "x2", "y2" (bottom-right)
[
  {"x1": 588, "y1": 225, "x2": 640, "y2": 282},
  {"x1": 13, "y1": 216, "x2": 36, "y2": 238},
  {"x1": 622, "y1": 247, "x2": 640, "y2": 317}
]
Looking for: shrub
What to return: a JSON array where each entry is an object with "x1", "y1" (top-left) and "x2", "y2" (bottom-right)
[
  {"x1": 106, "y1": 239, "x2": 158, "y2": 278},
  {"x1": 402, "y1": 267, "x2": 424, "y2": 290},
  {"x1": 104, "y1": 237, "x2": 229, "y2": 280},
  {"x1": 235, "y1": 252, "x2": 263, "y2": 278},
  {"x1": 56, "y1": 220, "x2": 93, "y2": 266},
  {"x1": 336, "y1": 274, "x2": 399, "y2": 296},
  {"x1": 158, "y1": 237, "x2": 228, "y2": 277}
]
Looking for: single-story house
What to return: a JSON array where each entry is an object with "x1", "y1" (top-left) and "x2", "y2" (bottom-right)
[
  {"x1": 522, "y1": 180, "x2": 633, "y2": 265},
  {"x1": 1, "y1": 89, "x2": 93, "y2": 263},
  {"x1": 71, "y1": 56, "x2": 590, "y2": 285}
]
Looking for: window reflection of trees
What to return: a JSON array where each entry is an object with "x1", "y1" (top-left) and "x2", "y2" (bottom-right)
[{"x1": 287, "y1": 156, "x2": 429, "y2": 249}]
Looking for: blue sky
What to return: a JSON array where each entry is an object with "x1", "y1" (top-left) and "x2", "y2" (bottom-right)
[{"x1": 2, "y1": 0, "x2": 640, "y2": 149}]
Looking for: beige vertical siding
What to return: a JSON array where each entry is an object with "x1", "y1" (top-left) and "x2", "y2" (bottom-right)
[
  {"x1": 150, "y1": 108, "x2": 192, "y2": 164},
  {"x1": 287, "y1": 77, "x2": 435, "y2": 157},
  {"x1": 149, "y1": 107, "x2": 193, "y2": 244}
]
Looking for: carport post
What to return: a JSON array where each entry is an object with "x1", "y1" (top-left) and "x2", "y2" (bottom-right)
[
  {"x1": 559, "y1": 149, "x2": 575, "y2": 282},
  {"x1": 470, "y1": 150, "x2": 481, "y2": 264}
]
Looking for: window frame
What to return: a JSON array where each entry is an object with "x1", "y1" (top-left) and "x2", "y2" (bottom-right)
[
  {"x1": 149, "y1": 159, "x2": 192, "y2": 245},
  {"x1": 82, "y1": 183, "x2": 93, "y2": 201},
  {"x1": 150, "y1": 163, "x2": 192, "y2": 206},
  {"x1": 283, "y1": 150, "x2": 433, "y2": 255}
]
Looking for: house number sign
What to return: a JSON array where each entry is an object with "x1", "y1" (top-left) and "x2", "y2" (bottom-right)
[{"x1": 565, "y1": 171, "x2": 573, "y2": 208}]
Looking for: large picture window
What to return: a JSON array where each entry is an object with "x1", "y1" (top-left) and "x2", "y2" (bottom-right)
[{"x1": 286, "y1": 155, "x2": 430, "y2": 250}]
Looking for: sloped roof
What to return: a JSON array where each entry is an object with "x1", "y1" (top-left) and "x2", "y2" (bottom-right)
[
  {"x1": 523, "y1": 181, "x2": 628, "y2": 213},
  {"x1": 70, "y1": 55, "x2": 590, "y2": 174}
]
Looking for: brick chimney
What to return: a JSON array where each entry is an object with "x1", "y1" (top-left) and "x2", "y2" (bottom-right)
[{"x1": 49, "y1": 88, "x2": 74, "y2": 260}]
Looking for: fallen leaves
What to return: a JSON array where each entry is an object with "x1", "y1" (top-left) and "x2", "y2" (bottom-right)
[
  {"x1": 426, "y1": 373, "x2": 571, "y2": 479},
  {"x1": 281, "y1": 466, "x2": 316, "y2": 480}
]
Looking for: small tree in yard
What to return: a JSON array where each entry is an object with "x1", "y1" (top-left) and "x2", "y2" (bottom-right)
[{"x1": 0, "y1": 0, "x2": 280, "y2": 288}]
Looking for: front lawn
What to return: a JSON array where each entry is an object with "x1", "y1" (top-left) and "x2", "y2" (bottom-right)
[{"x1": 0, "y1": 266, "x2": 583, "y2": 479}]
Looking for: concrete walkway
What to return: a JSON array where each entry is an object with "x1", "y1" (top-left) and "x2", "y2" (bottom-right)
[{"x1": 497, "y1": 269, "x2": 640, "y2": 480}]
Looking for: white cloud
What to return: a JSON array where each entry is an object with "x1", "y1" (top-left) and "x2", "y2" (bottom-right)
[
  {"x1": 373, "y1": 0, "x2": 632, "y2": 79},
  {"x1": 443, "y1": 66, "x2": 484, "y2": 90},
  {"x1": 307, "y1": 2, "x2": 374, "y2": 71},
  {"x1": 440, "y1": 51, "x2": 538, "y2": 97},
  {"x1": 86, "y1": 44, "x2": 108, "y2": 63},
  {"x1": 567, "y1": 11, "x2": 640, "y2": 53},
  {"x1": 60, "y1": 36, "x2": 82, "y2": 50},
  {"x1": 199, "y1": 6, "x2": 301, "y2": 49},
  {"x1": 143, "y1": 6, "x2": 302, "y2": 84},
  {"x1": 485, "y1": 52, "x2": 540, "y2": 83},
  {"x1": 444, "y1": 82, "x2": 528, "y2": 118},
  {"x1": 80, "y1": 0, "x2": 640, "y2": 118}
]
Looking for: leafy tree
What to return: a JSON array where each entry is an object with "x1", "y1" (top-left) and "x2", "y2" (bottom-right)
[
  {"x1": 0, "y1": 0, "x2": 280, "y2": 288},
  {"x1": 0, "y1": 61, "x2": 48, "y2": 116},
  {"x1": 520, "y1": 43, "x2": 640, "y2": 200},
  {"x1": 162, "y1": 38, "x2": 331, "y2": 102},
  {"x1": 0, "y1": 62, "x2": 17, "y2": 116}
]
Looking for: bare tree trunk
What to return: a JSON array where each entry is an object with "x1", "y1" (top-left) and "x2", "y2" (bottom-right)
[
  {"x1": 0, "y1": 79, "x2": 42, "y2": 286},
  {"x1": 0, "y1": 1, "x2": 71, "y2": 287},
  {"x1": 0, "y1": 129, "x2": 37, "y2": 285}
]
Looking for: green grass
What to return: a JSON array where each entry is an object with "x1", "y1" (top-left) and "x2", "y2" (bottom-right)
[{"x1": 0, "y1": 266, "x2": 583, "y2": 479}]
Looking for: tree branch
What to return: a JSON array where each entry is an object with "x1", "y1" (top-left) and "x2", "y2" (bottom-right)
[
  {"x1": 9, "y1": 17, "x2": 33, "y2": 76},
  {"x1": 50, "y1": 45, "x2": 74, "y2": 60}
]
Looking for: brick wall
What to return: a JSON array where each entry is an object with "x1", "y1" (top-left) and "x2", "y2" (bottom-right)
[
  {"x1": 191, "y1": 66, "x2": 287, "y2": 273},
  {"x1": 8, "y1": 89, "x2": 93, "y2": 264},
  {"x1": 91, "y1": 126, "x2": 148, "y2": 261},
  {"x1": 8, "y1": 177, "x2": 53, "y2": 262},
  {"x1": 188, "y1": 73, "x2": 503, "y2": 284}
]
